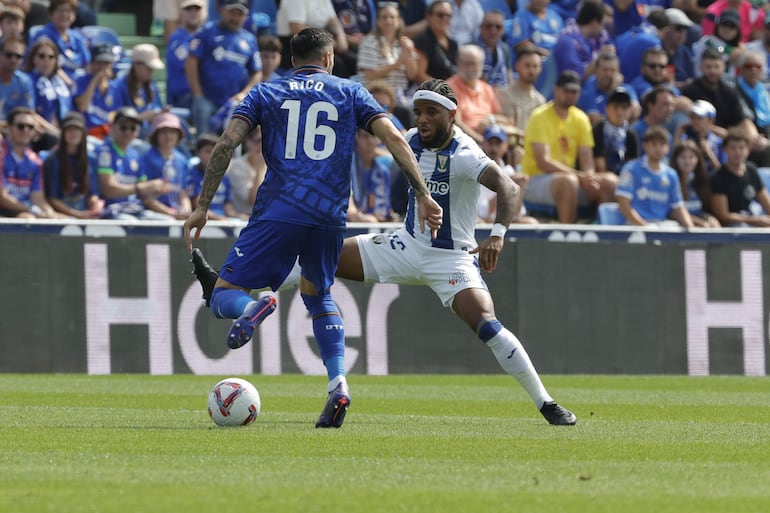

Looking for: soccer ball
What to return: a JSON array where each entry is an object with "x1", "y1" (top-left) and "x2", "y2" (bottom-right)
[{"x1": 207, "y1": 377, "x2": 261, "y2": 427}]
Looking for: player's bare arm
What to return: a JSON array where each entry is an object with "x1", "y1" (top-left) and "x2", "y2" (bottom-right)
[
  {"x1": 370, "y1": 117, "x2": 443, "y2": 236},
  {"x1": 183, "y1": 117, "x2": 251, "y2": 250},
  {"x1": 471, "y1": 163, "x2": 520, "y2": 272}
]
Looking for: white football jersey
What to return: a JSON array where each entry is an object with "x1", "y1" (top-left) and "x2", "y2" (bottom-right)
[{"x1": 403, "y1": 125, "x2": 493, "y2": 251}]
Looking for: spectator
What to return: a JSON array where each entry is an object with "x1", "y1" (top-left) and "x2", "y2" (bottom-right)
[
  {"x1": 478, "y1": 124, "x2": 537, "y2": 224},
  {"x1": 616, "y1": 126, "x2": 694, "y2": 227},
  {"x1": 496, "y1": 46, "x2": 546, "y2": 133},
  {"x1": 632, "y1": 85, "x2": 679, "y2": 156},
  {"x1": 615, "y1": 9, "x2": 668, "y2": 84},
  {"x1": 188, "y1": 0, "x2": 262, "y2": 136},
  {"x1": 0, "y1": 107, "x2": 58, "y2": 218},
  {"x1": 166, "y1": 0, "x2": 207, "y2": 109},
  {"x1": 550, "y1": 0, "x2": 579, "y2": 20},
  {"x1": 42, "y1": 111, "x2": 103, "y2": 218},
  {"x1": 95, "y1": 107, "x2": 172, "y2": 220},
  {"x1": 225, "y1": 126, "x2": 266, "y2": 219},
  {"x1": 187, "y1": 133, "x2": 237, "y2": 219},
  {"x1": 22, "y1": 37, "x2": 72, "y2": 147},
  {"x1": 629, "y1": 47, "x2": 682, "y2": 100},
  {"x1": 446, "y1": 44, "x2": 504, "y2": 143},
  {"x1": 693, "y1": 9, "x2": 744, "y2": 79},
  {"x1": 552, "y1": 0, "x2": 613, "y2": 82},
  {"x1": 735, "y1": 49, "x2": 770, "y2": 167},
  {"x1": 508, "y1": 0, "x2": 563, "y2": 58},
  {"x1": 141, "y1": 113, "x2": 192, "y2": 220},
  {"x1": 674, "y1": 99, "x2": 724, "y2": 175},
  {"x1": 30, "y1": 0, "x2": 90, "y2": 81},
  {"x1": 0, "y1": 5, "x2": 25, "y2": 43},
  {"x1": 153, "y1": 0, "x2": 208, "y2": 41},
  {"x1": 112, "y1": 44, "x2": 167, "y2": 137},
  {"x1": 670, "y1": 140, "x2": 721, "y2": 227},
  {"x1": 74, "y1": 44, "x2": 117, "y2": 140},
  {"x1": 412, "y1": 0, "x2": 457, "y2": 82},
  {"x1": 258, "y1": 35, "x2": 284, "y2": 81},
  {"x1": 660, "y1": 8, "x2": 696, "y2": 88},
  {"x1": 0, "y1": 36, "x2": 34, "y2": 130},
  {"x1": 475, "y1": 9, "x2": 513, "y2": 88},
  {"x1": 682, "y1": 47, "x2": 760, "y2": 141},
  {"x1": 330, "y1": 0, "x2": 375, "y2": 78},
  {"x1": 593, "y1": 87, "x2": 639, "y2": 175},
  {"x1": 577, "y1": 51, "x2": 640, "y2": 124},
  {"x1": 447, "y1": 0, "x2": 484, "y2": 46},
  {"x1": 744, "y1": 18, "x2": 770, "y2": 82},
  {"x1": 350, "y1": 129, "x2": 397, "y2": 221},
  {"x1": 709, "y1": 127, "x2": 770, "y2": 226},
  {"x1": 395, "y1": 0, "x2": 427, "y2": 39},
  {"x1": 367, "y1": 79, "x2": 408, "y2": 132},
  {"x1": 701, "y1": 0, "x2": 764, "y2": 43},
  {"x1": 521, "y1": 70, "x2": 617, "y2": 223},
  {"x1": 275, "y1": 0, "x2": 348, "y2": 72},
  {"x1": 357, "y1": 1, "x2": 417, "y2": 105}
]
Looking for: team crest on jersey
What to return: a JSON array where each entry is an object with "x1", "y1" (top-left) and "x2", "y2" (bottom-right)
[
  {"x1": 437, "y1": 155, "x2": 448, "y2": 172},
  {"x1": 660, "y1": 177, "x2": 669, "y2": 187},
  {"x1": 98, "y1": 150, "x2": 112, "y2": 168},
  {"x1": 372, "y1": 235, "x2": 385, "y2": 245},
  {"x1": 239, "y1": 39, "x2": 249, "y2": 51},
  {"x1": 130, "y1": 159, "x2": 139, "y2": 171}
]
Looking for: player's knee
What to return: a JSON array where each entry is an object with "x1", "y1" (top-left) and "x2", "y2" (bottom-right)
[
  {"x1": 477, "y1": 317, "x2": 503, "y2": 343},
  {"x1": 301, "y1": 292, "x2": 338, "y2": 318}
]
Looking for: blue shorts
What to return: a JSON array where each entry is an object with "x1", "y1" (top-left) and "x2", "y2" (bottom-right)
[{"x1": 219, "y1": 220, "x2": 343, "y2": 293}]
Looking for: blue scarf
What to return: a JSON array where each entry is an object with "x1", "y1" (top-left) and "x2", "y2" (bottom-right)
[{"x1": 738, "y1": 76, "x2": 770, "y2": 129}]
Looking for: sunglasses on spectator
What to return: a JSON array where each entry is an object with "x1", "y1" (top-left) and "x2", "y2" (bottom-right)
[
  {"x1": 3, "y1": 51, "x2": 24, "y2": 60},
  {"x1": 645, "y1": 63, "x2": 666, "y2": 69},
  {"x1": 13, "y1": 123, "x2": 35, "y2": 131}
]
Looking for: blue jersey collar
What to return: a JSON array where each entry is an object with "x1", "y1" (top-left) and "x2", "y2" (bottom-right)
[{"x1": 290, "y1": 65, "x2": 328, "y2": 75}]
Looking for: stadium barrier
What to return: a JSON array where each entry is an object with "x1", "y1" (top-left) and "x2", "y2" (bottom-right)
[{"x1": 1, "y1": 219, "x2": 768, "y2": 376}]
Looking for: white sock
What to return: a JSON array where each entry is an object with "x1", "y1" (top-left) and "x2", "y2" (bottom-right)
[
  {"x1": 328, "y1": 375, "x2": 347, "y2": 393},
  {"x1": 486, "y1": 328, "x2": 553, "y2": 409}
]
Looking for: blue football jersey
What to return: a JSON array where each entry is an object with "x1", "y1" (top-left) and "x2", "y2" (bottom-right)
[{"x1": 232, "y1": 65, "x2": 387, "y2": 229}]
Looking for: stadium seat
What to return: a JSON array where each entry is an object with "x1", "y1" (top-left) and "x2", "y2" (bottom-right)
[
  {"x1": 597, "y1": 202, "x2": 626, "y2": 225},
  {"x1": 96, "y1": 12, "x2": 137, "y2": 36}
]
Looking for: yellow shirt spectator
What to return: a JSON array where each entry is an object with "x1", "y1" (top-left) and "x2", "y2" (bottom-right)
[{"x1": 521, "y1": 102, "x2": 594, "y2": 177}]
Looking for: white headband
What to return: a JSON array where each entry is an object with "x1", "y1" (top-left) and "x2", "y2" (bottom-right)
[{"x1": 412, "y1": 90, "x2": 457, "y2": 111}]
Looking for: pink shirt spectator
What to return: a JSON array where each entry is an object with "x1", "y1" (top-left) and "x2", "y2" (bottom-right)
[{"x1": 701, "y1": 0, "x2": 764, "y2": 43}]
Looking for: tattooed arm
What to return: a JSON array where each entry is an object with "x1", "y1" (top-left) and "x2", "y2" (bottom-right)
[{"x1": 183, "y1": 117, "x2": 252, "y2": 250}]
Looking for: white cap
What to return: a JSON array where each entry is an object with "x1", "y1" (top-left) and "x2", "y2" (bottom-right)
[
  {"x1": 665, "y1": 8, "x2": 694, "y2": 28},
  {"x1": 690, "y1": 99, "x2": 716, "y2": 119}
]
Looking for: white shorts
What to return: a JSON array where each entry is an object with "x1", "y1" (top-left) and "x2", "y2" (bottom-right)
[{"x1": 356, "y1": 228, "x2": 488, "y2": 308}]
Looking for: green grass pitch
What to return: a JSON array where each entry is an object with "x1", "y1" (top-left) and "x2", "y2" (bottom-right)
[{"x1": 1, "y1": 374, "x2": 769, "y2": 513}]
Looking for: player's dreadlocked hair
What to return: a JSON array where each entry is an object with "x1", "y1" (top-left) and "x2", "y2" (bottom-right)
[{"x1": 416, "y1": 80, "x2": 457, "y2": 106}]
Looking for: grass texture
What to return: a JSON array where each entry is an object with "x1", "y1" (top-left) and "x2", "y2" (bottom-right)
[{"x1": 1, "y1": 374, "x2": 769, "y2": 513}]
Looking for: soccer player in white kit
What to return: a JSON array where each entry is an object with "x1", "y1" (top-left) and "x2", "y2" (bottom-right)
[{"x1": 192, "y1": 79, "x2": 576, "y2": 425}]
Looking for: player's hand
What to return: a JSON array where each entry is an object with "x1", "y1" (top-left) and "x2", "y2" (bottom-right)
[
  {"x1": 183, "y1": 207, "x2": 208, "y2": 252},
  {"x1": 416, "y1": 194, "x2": 443, "y2": 238},
  {"x1": 469, "y1": 236, "x2": 504, "y2": 272}
]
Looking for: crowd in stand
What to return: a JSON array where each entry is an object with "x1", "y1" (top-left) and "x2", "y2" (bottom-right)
[{"x1": 3, "y1": 0, "x2": 770, "y2": 227}]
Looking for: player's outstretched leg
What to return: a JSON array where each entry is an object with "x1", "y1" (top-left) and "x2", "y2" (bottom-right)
[
  {"x1": 190, "y1": 248, "x2": 218, "y2": 307},
  {"x1": 478, "y1": 318, "x2": 577, "y2": 426}
]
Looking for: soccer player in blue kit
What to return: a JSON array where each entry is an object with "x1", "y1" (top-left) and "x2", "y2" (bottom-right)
[
  {"x1": 183, "y1": 28, "x2": 443, "y2": 428},
  {"x1": 190, "y1": 78, "x2": 578, "y2": 427}
]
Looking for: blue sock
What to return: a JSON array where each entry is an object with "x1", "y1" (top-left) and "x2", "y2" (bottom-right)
[
  {"x1": 210, "y1": 288, "x2": 254, "y2": 319},
  {"x1": 301, "y1": 293, "x2": 345, "y2": 381}
]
